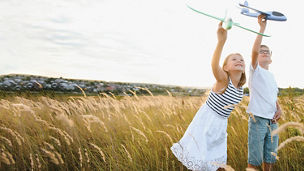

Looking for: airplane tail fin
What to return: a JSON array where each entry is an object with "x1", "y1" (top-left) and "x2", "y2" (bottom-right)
[
  {"x1": 240, "y1": 1, "x2": 249, "y2": 14},
  {"x1": 244, "y1": 1, "x2": 248, "y2": 6},
  {"x1": 223, "y1": 10, "x2": 233, "y2": 30}
]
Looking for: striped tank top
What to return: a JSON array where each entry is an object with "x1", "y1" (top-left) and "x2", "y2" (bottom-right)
[{"x1": 206, "y1": 79, "x2": 243, "y2": 118}]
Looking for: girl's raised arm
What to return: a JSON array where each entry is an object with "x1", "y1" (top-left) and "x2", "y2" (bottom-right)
[{"x1": 211, "y1": 22, "x2": 228, "y2": 85}]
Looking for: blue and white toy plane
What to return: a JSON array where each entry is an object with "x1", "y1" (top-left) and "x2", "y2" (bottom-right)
[
  {"x1": 239, "y1": 1, "x2": 287, "y2": 21},
  {"x1": 186, "y1": 3, "x2": 271, "y2": 37}
]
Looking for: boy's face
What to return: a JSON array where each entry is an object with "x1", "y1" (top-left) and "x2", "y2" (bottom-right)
[{"x1": 258, "y1": 47, "x2": 272, "y2": 65}]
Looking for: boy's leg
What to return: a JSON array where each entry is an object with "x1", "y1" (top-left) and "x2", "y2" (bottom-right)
[
  {"x1": 248, "y1": 116, "x2": 267, "y2": 167},
  {"x1": 247, "y1": 163, "x2": 260, "y2": 170},
  {"x1": 263, "y1": 162, "x2": 273, "y2": 171},
  {"x1": 263, "y1": 121, "x2": 279, "y2": 171}
]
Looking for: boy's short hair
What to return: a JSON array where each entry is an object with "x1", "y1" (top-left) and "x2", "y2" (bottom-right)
[
  {"x1": 260, "y1": 44, "x2": 270, "y2": 50},
  {"x1": 260, "y1": 44, "x2": 272, "y2": 55}
]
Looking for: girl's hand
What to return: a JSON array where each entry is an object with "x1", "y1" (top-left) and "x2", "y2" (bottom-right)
[
  {"x1": 258, "y1": 14, "x2": 267, "y2": 31},
  {"x1": 217, "y1": 22, "x2": 227, "y2": 43}
]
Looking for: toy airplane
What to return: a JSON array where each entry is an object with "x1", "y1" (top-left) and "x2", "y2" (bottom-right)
[
  {"x1": 186, "y1": 4, "x2": 271, "y2": 37},
  {"x1": 239, "y1": 1, "x2": 287, "y2": 21}
]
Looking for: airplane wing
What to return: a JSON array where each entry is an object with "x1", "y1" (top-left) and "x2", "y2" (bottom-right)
[
  {"x1": 186, "y1": 4, "x2": 224, "y2": 21},
  {"x1": 239, "y1": 3, "x2": 269, "y2": 16},
  {"x1": 232, "y1": 22, "x2": 271, "y2": 37}
]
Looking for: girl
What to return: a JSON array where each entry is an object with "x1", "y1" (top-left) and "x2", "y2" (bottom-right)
[{"x1": 171, "y1": 22, "x2": 246, "y2": 171}]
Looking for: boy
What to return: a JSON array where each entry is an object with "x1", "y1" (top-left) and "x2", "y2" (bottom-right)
[{"x1": 247, "y1": 15, "x2": 282, "y2": 171}]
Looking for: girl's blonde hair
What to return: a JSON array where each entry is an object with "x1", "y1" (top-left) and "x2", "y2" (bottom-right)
[{"x1": 218, "y1": 53, "x2": 246, "y2": 94}]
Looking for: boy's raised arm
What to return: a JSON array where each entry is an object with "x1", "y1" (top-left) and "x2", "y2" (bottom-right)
[{"x1": 251, "y1": 15, "x2": 267, "y2": 69}]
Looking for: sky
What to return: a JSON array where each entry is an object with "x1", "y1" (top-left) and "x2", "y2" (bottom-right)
[{"x1": 0, "y1": 0, "x2": 303, "y2": 88}]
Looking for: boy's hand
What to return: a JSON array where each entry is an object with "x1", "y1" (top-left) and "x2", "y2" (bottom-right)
[
  {"x1": 272, "y1": 108, "x2": 282, "y2": 123},
  {"x1": 258, "y1": 14, "x2": 267, "y2": 32},
  {"x1": 217, "y1": 22, "x2": 227, "y2": 43}
]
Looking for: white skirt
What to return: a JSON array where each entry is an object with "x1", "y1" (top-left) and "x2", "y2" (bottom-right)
[{"x1": 171, "y1": 104, "x2": 228, "y2": 171}]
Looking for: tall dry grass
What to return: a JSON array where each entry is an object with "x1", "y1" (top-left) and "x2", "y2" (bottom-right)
[{"x1": 0, "y1": 92, "x2": 303, "y2": 170}]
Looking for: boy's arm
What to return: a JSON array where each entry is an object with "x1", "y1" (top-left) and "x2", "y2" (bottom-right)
[
  {"x1": 211, "y1": 22, "x2": 228, "y2": 84},
  {"x1": 251, "y1": 15, "x2": 267, "y2": 69}
]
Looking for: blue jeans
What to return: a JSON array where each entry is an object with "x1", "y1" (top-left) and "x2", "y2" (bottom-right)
[{"x1": 248, "y1": 115, "x2": 279, "y2": 166}]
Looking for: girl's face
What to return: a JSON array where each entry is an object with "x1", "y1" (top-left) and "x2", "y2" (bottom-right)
[
  {"x1": 258, "y1": 47, "x2": 272, "y2": 64},
  {"x1": 224, "y1": 54, "x2": 245, "y2": 73}
]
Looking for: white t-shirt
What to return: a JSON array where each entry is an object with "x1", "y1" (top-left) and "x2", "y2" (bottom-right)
[{"x1": 247, "y1": 64, "x2": 279, "y2": 119}]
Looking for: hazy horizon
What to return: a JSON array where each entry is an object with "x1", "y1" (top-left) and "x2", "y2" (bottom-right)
[
  {"x1": 1, "y1": 73, "x2": 211, "y2": 89},
  {"x1": 2, "y1": 72, "x2": 304, "y2": 90}
]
